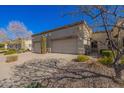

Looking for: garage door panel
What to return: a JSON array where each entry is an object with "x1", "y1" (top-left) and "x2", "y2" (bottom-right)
[
  {"x1": 33, "y1": 42, "x2": 41, "y2": 53},
  {"x1": 51, "y1": 38, "x2": 77, "y2": 54}
]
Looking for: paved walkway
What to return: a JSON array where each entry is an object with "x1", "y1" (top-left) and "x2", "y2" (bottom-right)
[{"x1": 0, "y1": 52, "x2": 77, "y2": 80}]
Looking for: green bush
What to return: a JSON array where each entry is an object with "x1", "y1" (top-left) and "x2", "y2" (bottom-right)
[
  {"x1": 100, "y1": 49, "x2": 108, "y2": 54},
  {"x1": 0, "y1": 48, "x2": 5, "y2": 50},
  {"x1": 17, "y1": 49, "x2": 29, "y2": 53},
  {"x1": 75, "y1": 55, "x2": 89, "y2": 62},
  {"x1": 6, "y1": 55, "x2": 18, "y2": 62},
  {"x1": 4, "y1": 49, "x2": 16, "y2": 55},
  {"x1": 98, "y1": 57, "x2": 113, "y2": 65},
  {"x1": 0, "y1": 43, "x2": 5, "y2": 48},
  {"x1": 100, "y1": 49, "x2": 113, "y2": 57},
  {"x1": 26, "y1": 82, "x2": 47, "y2": 88},
  {"x1": 120, "y1": 56, "x2": 124, "y2": 64}
]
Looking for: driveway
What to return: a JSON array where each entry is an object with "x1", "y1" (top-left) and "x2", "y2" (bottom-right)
[
  {"x1": 0, "y1": 54, "x2": 6, "y2": 62},
  {"x1": 0, "y1": 52, "x2": 77, "y2": 80}
]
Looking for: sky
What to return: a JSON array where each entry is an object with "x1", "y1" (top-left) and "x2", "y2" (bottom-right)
[
  {"x1": 0, "y1": 5, "x2": 123, "y2": 40},
  {"x1": 0, "y1": 5, "x2": 89, "y2": 35}
]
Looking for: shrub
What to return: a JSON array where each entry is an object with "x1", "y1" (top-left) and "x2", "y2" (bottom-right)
[
  {"x1": 17, "y1": 49, "x2": 29, "y2": 53},
  {"x1": 0, "y1": 48, "x2": 5, "y2": 50},
  {"x1": 100, "y1": 49, "x2": 108, "y2": 54},
  {"x1": 98, "y1": 57, "x2": 113, "y2": 65},
  {"x1": 6, "y1": 55, "x2": 18, "y2": 63},
  {"x1": 0, "y1": 43, "x2": 5, "y2": 48},
  {"x1": 75, "y1": 55, "x2": 89, "y2": 62},
  {"x1": 26, "y1": 82, "x2": 47, "y2": 88},
  {"x1": 4, "y1": 49, "x2": 16, "y2": 55},
  {"x1": 100, "y1": 49, "x2": 113, "y2": 57},
  {"x1": 120, "y1": 56, "x2": 124, "y2": 64}
]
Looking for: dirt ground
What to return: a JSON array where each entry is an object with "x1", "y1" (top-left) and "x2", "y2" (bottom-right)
[{"x1": 0, "y1": 52, "x2": 77, "y2": 80}]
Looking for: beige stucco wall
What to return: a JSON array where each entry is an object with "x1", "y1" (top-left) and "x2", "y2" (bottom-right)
[
  {"x1": 32, "y1": 34, "x2": 42, "y2": 42},
  {"x1": 92, "y1": 30, "x2": 124, "y2": 51},
  {"x1": 47, "y1": 25, "x2": 79, "y2": 40},
  {"x1": 112, "y1": 29, "x2": 124, "y2": 48},
  {"x1": 32, "y1": 22, "x2": 92, "y2": 54},
  {"x1": 32, "y1": 34, "x2": 42, "y2": 53},
  {"x1": 77, "y1": 24, "x2": 92, "y2": 54},
  {"x1": 22, "y1": 39, "x2": 32, "y2": 50},
  {"x1": 92, "y1": 20, "x2": 124, "y2": 51},
  {"x1": 92, "y1": 32, "x2": 108, "y2": 51}
]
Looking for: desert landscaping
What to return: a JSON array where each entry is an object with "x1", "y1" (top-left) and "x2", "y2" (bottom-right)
[{"x1": 0, "y1": 52, "x2": 124, "y2": 88}]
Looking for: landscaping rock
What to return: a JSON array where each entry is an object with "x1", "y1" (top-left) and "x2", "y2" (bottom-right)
[{"x1": 0, "y1": 58, "x2": 123, "y2": 88}]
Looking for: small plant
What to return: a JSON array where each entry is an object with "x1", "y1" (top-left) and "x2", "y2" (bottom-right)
[
  {"x1": 6, "y1": 55, "x2": 18, "y2": 63},
  {"x1": 4, "y1": 49, "x2": 16, "y2": 55},
  {"x1": 26, "y1": 82, "x2": 47, "y2": 88},
  {"x1": 100, "y1": 49, "x2": 117, "y2": 58},
  {"x1": 100, "y1": 50, "x2": 113, "y2": 57},
  {"x1": 75, "y1": 55, "x2": 89, "y2": 62},
  {"x1": 0, "y1": 43, "x2": 5, "y2": 48},
  {"x1": 98, "y1": 56, "x2": 113, "y2": 65},
  {"x1": 0, "y1": 48, "x2": 5, "y2": 50},
  {"x1": 120, "y1": 56, "x2": 124, "y2": 64},
  {"x1": 17, "y1": 49, "x2": 29, "y2": 53},
  {"x1": 100, "y1": 49, "x2": 107, "y2": 54}
]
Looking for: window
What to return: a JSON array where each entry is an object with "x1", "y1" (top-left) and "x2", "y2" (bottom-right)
[{"x1": 91, "y1": 41, "x2": 98, "y2": 48}]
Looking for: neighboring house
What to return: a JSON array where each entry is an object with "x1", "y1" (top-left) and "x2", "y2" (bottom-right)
[
  {"x1": 0, "y1": 43, "x2": 7, "y2": 49},
  {"x1": 32, "y1": 21, "x2": 92, "y2": 54},
  {"x1": 92, "y1": 19, "x2": 124, "y2": 53},
  {"x1": 7, "y1": 38, "x2": 32, "y2": 51}
]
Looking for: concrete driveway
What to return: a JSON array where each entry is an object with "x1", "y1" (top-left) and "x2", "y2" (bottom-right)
[
  {"x1": 0, "y1": 52, "x2": 77, "y2": 80},
  {"x1": 0, "y1": 54, "x2": 6, "y2": 62}
]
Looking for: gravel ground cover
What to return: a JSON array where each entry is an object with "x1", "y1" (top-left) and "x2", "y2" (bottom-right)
[{"x1": 0, "y1": 58, "x2": 123, "y2": 88}]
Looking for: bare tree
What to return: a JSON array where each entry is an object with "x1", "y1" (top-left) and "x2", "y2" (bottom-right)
[
  {"x1": 0, "y1": 28, "x2": 9, "y2": 42},
  {"x1": 7, "y1": 21, "x2": 32, "y2": 39},
  {"x1": 67, "y1": 5, "x2": 124, "y2": 80}
]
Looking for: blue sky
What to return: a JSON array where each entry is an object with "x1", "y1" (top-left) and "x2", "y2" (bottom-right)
[
  {"x1": 0, "y1": 5, "x2": 123, "y2": 36},
  {"x1": 0, "y1": 5, "x2": 90, "y2": 34}
]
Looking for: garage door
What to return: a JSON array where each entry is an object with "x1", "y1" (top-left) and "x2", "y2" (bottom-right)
[
  {"x1": 33, "y1": 42, "x2": 41, "y2": 53},
  {"x1": 51, "y1": 38, "x2": 77, "y2": 54}
]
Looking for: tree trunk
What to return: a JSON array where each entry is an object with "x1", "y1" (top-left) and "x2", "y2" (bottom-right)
[
  {"x1": 113, "y1": 53, "x2": 123, "y2": 80},
  {"x1": 114, "y1": 64, "x2": 122, "y2": 79}
]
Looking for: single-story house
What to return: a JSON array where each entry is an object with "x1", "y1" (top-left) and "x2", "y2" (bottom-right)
[
  {"x1": 7, "y1": 38, "x2": 32, "y2": 51},
  {"x1": 32, "y1": 19, "x2": 124, "y2": 54},
  {"x1": 32, "y1": 21, "x2": 92, "y2": 54}
]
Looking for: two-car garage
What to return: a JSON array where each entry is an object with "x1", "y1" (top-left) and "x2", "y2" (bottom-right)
[
  {"x1": 51, "y1": 38, "x2": 77, "y2": 54},
  {"x1": 32, "y1": 38, "x2": 78, "y2": 54}
]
